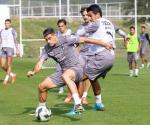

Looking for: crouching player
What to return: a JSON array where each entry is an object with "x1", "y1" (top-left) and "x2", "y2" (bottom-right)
[{"x1": 27, "y1": 27, "x2": 112, "y2": 115}]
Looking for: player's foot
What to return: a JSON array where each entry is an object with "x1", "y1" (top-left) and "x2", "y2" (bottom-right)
[
  {"x1": 94, "y1": 102, "x2": 105, "y2": 111},
  {"x1": 3, "y1": 80, "x2": 8, "y2": 85},
  {"x1": 64, "y1": 95, "x2": 72, "y2": 104},
  {"x1": 11, "y1": 74, "x2": 16, "y2": 84},
  {"x1": 81, "y1": 97, "x2": 88, "y2": 105},
  {"x1": 147, "y1": 62, "x2": 150, "y2": 68},
  {"x1": 65, "y1": 108, "x2": 81, "y2": 116},
  {"x1": 65, "y1": 104, "x2": 84, "y2": 116}
]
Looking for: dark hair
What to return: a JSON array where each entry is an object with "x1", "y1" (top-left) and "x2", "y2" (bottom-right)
[
  {"x1": 141, "y1": 25, "x2": 146, "y2": 29},
  {"x1": 80, "y1": 7, "x2": 87, "y2": 14},
  {"x1": 87, "y1": 4, "x2": 102, "y2": 17},
  {"x1": 57, "y1": 19, "x2": 67, "y2": 26},
  {"x1": 5, "y1": 19, "x2": 11, "y2": 23},
  {"x1": 43, "y1": 27, "x2": 55, "y2": 37},
  {"x1": 129, "y1": 26, "x2": 135, "y2": 30}
]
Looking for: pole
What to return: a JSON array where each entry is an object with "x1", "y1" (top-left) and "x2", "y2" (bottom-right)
[
  {"x1": 135, "y1": 0, "x2": 137, "y2": 35},
  {"x1": 59, "y1": 0, "x2": 61, "y2": 19},
  {"x1": 95, "y1": 0, "x2": 98, "y2": 4},
  {"x1": 67, "y1": 0, "x2": 70, "y2": 17},
  {"x1": 19, "y1": 0, "x2": 23, "y2": 57}
]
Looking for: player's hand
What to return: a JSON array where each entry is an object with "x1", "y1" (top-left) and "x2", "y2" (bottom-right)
[
  {"x1": 16, "y1": 49, "x2": 20, "y2": 57},
  {"x1": 27, "y1": 71, "x2": 35, "y2": 77},
  {"x1": 105, "y1": 43, "x2": 112, "y2": 50}
]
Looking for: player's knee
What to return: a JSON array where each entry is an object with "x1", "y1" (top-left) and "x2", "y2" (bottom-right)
[{"x1": 38, "y1": 84, "x2": 45, "y2": 92}]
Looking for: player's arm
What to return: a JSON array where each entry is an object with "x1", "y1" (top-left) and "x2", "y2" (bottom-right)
[
  {"x1": 27, "y1": 59, "x2": 44, "y2": 77},
  {"x1": 145, "y1": 33, "x2": 150, "y2": 45},
  {"x1": 27, "y1": 47, "x2": 48, "y2": 77},
  {"x1": 79, "y1": 37, "x2": 112, "y2": 49},
  {"x1": 124, "y1": 37, "x2": 129, "y2": 49}
]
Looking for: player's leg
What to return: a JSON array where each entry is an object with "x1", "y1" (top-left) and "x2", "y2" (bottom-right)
[
  {"x1": 127, "y1": 53, "x2": 134, "y2": 77},
  {"x1": 62, "y1": 68, "x2": 84, "y2": 114},
  {"x1": 81, "y1": 79, "x2": 91, "y2": 104},
  {"x1": 133, "y1": 53, "x2": 139, "y2": 77},
  {"x1": 38, "y1": 77, "x2": 57, "y2": 104},
  {"x1": 90, "y1": 79, "x2": 104, "y2": 111},
  {"x1": 6, "y1": 48, "x2": 16, "y2": 84}
]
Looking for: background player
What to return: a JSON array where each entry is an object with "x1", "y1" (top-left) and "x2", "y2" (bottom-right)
[{"x1": 0, "y1": 19, "x2": 19, "y2": 84}]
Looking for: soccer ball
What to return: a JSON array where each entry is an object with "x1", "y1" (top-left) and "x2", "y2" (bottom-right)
[{"x1": 35, "y1": 106, "x2": 52, "y2": 122}]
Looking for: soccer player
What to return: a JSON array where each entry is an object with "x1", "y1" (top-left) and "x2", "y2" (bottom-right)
[
  {"x1": 27, "y1": 27, "x2": 112, "y2": 115},
  {"x1": 77, "y1": 4, "x2": 115, "y2": 111},
  {"x1": 0, "y1": 19, "x2": 19, "y2": 85},
  {"x1": 63, "y1": 7, "x2": 92, "y2": 105},
  {"x1": 138, "y1": 25, "x2": 150, "y2": 68},
  {"x1": 56, "y1": 19, "x2": 72, "y2": 94},
  {"x1": 125, "y1": 26, "x2": 140, "y2": 77}
]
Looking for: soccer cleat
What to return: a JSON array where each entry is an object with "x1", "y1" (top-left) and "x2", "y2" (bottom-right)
[
  {"x1": 3, "y1": 80, "x2": 8, "y2": 85},
  {"x1": 64, "y1": 95, "x2": 72, "y2": 104},
  {"x1": 65, "y1": 108, "x2": 81, "y2": 116},
  {"x1": 65, "y1": 104, "x2": 84, "y2": 116},
  {"x1": 81, "y1": 97, "x2": 88, "y2": 105},
  {"x1": 11, "y1": 74, "x2": 16, "y2": 84},
  {"x1": 94, "y1": 103, "x2": 105, "y2": 111}
]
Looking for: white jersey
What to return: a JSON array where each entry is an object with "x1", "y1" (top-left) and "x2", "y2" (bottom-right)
[
  {"x1": 88, "y1": 18, "x2": 115, "y2": 54},
  {"x1": 0, "y1": 28, "x2": 17, "y2": 48},
  {"x1": 56, "y1": 29, "x2": 71, "y2": 37}
]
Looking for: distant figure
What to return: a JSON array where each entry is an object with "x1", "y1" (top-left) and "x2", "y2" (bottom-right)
[
  {"x1": 0, "y1": 19, "x2": 19, "y2": 85},
  {"x1": 138, "y1": 25, "x2": 150, "y2": 69},
  {"x1": 125, "y1": 26, "x2": 140, "y2": 77}
]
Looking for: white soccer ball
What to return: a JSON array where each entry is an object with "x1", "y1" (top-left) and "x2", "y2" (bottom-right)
[{"x1": 35, "y1": 106, "x2": 52, "y2": 122}]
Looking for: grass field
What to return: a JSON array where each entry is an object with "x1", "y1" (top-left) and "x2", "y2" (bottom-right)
[{"x1": 0, "y1": 55, "x2": 150, "y2": 125}]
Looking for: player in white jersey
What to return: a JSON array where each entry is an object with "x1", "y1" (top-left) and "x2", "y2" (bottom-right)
[
  {"x1": 78, "y1": 4, "x2": 115, "y2": 111},
  {"x1": 56, "y1": 19, "x2": 72, "y2": 94},
  {"x1": 0, "y1": 19, "x2": 19, "y2": 85}
]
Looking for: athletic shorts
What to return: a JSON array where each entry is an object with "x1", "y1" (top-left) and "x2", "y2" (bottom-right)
[
  {"x1": 1, "y1": 47, "x2": 14, "y2": 58},
  {"x1": 49, "y1": 66, "x2": 83, "y2": 87},
  {"x1": 127, "y1": 52, "x2": 139, "y2": 63},
  {"x1": 79, "y1": 53, "x2": 88, "y2": 67},
  {"x1": 140, "y1": 47, "x2": 147, "y2": 56},
  {"x1": 84, "y1": 49, "x2": 115, "y2": 81}
]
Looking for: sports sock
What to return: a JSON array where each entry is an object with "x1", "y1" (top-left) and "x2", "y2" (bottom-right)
[
  {"x1": 96, "y1": 94, "x2": 102, "y2": 104},
  {"x1": 82, "y1": 92, "x2": 87, "y2": 98},
  {"x1": 4, "y1": 74, "x2": 9, "y2": 81},
  {"x1": 72, "y1": 93, "x2": 81, "y2": 105}
]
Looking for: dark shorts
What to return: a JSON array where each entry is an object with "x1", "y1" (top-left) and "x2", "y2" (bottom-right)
[
  {"x1": 49, "y1": 66, "x2": 83, "y2": 87},
  {"x1": 1, "y1": 47, "x2": 14, "y2": 58},
  {"x1": 127, "y1": 52, "x2": 139, "y2": 63},
  {"x1": 84, "y1": 49, "x2": 115, "y2": 81}
]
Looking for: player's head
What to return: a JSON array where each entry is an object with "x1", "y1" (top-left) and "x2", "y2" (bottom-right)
[
  {"x1": 5, "y1": 19, "x2": 12, "y2": 29},
  {"x1": 87, "y1": 4, "x2": 102, "y2": 21},
  {"x1": 43, "y1": 27, "x2": 58, "y2": 46},
  {"x1": 80, "y1": 7, "x2": 90, "y2": 23},
  {"x1": 141, "y1": 25, "x2": 146, "y2": 33},
  {"x1": 57, "y1": 19, "x2": 67, "y2": 33},
  {"x1": 129, "y1": 26, "x2": 135, "y2": 35}
]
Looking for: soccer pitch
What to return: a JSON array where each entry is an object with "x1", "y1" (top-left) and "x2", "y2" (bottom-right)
[{"x1": 0, "y1": 55, "x2": 150, "y2": 125}]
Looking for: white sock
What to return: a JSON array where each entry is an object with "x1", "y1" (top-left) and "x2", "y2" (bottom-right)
[
  {"x1": 82, "y1": 92, "x2": 87, "y2": 98},
  {"x1": 59, "y1": 87, "x2": 64, "y2": 91},
  {"x1": 10, "y1": 72, "x2": 14, "y2": 77},
  {"x1": 129, "y1": 70, "x2": 133, "y2": 76},
  {"x1": 134, "y1": 69, "x2": 139, "y2": 76},
  {"x1": 96, "y1": 94, "x2": 102, "y2": 104},
  {"x1": 72, "y1": 93, "x2": 81, "y2": 105},
  {"x1": 4, "y1": 74, "x2": 9, "y2": 81},
  {"x1": 39, "y1": 102, "x2": 46, "y2": 106},
  {"x1": 141, "y1": 64, "x2": 144, "y2": 68}
]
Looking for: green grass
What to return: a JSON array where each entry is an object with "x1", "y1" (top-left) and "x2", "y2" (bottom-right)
[{"x1": 0, "y1": 55, "x2": 150, "y2": 125}]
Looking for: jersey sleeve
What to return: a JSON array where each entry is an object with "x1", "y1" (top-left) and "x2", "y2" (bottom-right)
[
  {"x1": 65, "y1": 35, "x2": 80, "y2": 45},
  {"x1": 76, "y1": 21, "x2": 99, "y2": 36},
  {"x1": 40, "y1": 46, "x2": 49, "y2": 61}
]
